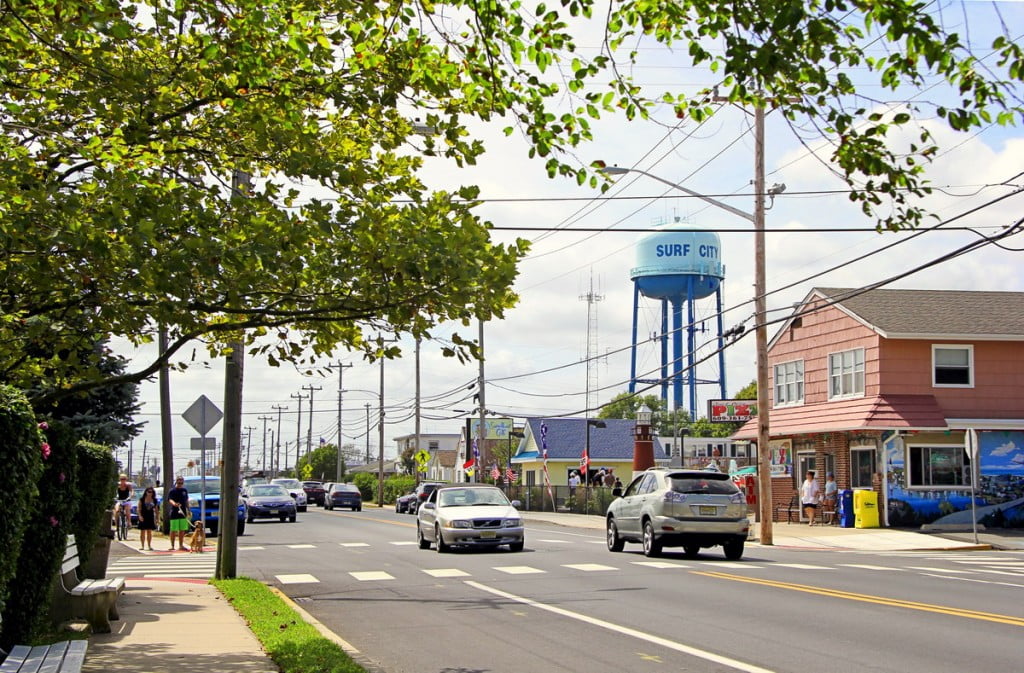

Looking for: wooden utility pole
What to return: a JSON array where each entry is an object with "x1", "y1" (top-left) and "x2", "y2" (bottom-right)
[
  {"x1": 159, "y1": 327, "x2": 174, "y2": 532},
  {"x1": 217, "y1": 168, "x2": 250, "y2": 579},
  {"x1": 302, "y1": 384, "x2": 321, "y2": 464},
  {"x1": 336, "y1": 362, "x2": 352, "y2": 481}
]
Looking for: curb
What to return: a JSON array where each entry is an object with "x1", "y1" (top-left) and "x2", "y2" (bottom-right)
[{"x1": 268, "y1": 586, "x2": 389, "y2": 673}]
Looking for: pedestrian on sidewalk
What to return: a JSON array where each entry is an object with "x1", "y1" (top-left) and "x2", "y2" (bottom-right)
[
  {"x1": 800, "y1": 470, "x2": 821, "y2": 525},
  {"x1": 167, "y1": 477, "x2": 191, "y2": 551},
  {"x1": 823, "y1": 472, "x2": 838, "y2": 525},
  {"x1": 138, "y1": 487, "x2": 160, "y2": 550}
]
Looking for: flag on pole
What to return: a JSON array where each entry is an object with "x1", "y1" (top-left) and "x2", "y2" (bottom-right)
[
  {"x1": 580, "y1": 447, "x2": 590, "y2": 475},
  {"x1": 505, "y1": 467, "x2": 517, "y2": 483},
  {"x1": 462, "y1": 457, "x2": 475, "y2": 470},
  {"x1": 490, "y1": 466, "x2": 501, "y2": 481}
]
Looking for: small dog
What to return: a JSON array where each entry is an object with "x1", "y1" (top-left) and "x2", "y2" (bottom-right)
[{"x1": 188, "y1": 521, "x2": 206, "y2": 553}]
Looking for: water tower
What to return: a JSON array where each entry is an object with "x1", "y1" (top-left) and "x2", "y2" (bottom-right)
[{"x1": 629, "y1": 220, "x2": 727, "y2": 420}]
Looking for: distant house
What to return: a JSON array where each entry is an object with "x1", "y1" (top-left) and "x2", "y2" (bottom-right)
[
  {"x1": 734, "y1": 287, "x2": 1024, "y2": 528},
  {"x1": 509, "y1": 418, "x2": 639, "y2": 487},
  {"x1": 393, "y1": 432, "x2": 460, "y2": 482}
]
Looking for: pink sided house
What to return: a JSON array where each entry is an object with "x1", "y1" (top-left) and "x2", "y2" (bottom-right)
[{"x1": 734, "y1": 287, "x2": 1024, "y2": 528}]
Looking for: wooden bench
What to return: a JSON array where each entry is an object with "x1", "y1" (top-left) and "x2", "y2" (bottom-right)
[
  {"x1": 57, "y1": 535, "x2": 124, "y2": 634},
  {"x1": 0, "y1": 613, "x2": 87, "y2": 673}
]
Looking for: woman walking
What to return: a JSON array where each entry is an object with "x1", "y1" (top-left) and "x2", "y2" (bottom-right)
[{"x1": 137, "y1": 487, "x2": 160, "y2": 551}]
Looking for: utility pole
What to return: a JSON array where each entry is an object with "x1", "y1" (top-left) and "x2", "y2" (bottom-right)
[
  {"x1": 476, "y1": 320, "x2": 486, "y2": 484},
  {"x1": 291, "y1": 392, "x2": 307, "y2": 474},
  {"x1": 752, "y1": 104, "x2": 774, "y2": 546},
  {"x1": 364, "y1": 403, "x2": 371, "y2": 464},
  {"x1": 243, "y1": 425, "x2": 255, "y2": 471},
  {"x1": 302, "y1": 384, "x2": 321, "y2": 463},
  {"x1": 258, "y1": 416, "x2": 272, "y2": 473},
  {"x1": 336, "y1": 362, "x2": 352, "y2": 481},
  {"x1": 159, "y1": 327, "x2": 173, "y2": 528},
  {"x1": 272, "y1": 404, "x2": 287, "y2": 478},
  {"x1": 415, "y1": 338, "x2": 421, "y2": 485}
]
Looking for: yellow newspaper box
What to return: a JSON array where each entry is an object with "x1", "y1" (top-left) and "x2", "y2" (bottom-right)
[{"x1": 853, "y1": 489, "x2": 879, "y2": 528}]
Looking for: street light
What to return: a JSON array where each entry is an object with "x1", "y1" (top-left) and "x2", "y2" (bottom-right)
[
  {"x1": 602, "y1": 164, "x2": 781, "y2": 544},
  {"x1": 585, "y1": 419, "x2": 606, "y2": 515}
]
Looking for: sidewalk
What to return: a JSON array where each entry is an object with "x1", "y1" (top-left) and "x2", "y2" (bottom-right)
[{"x1": 79, "y1": 516, "x2": 1021, "y2": 673}]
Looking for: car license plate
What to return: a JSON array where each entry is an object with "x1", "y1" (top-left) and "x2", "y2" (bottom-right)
[
  {"x1": 699, "y1": 505, "x2": 717, "y2": 516},
  {"x1": 268, "y1": 509, "x2": 278, "y2": 515},
  {"x1": 480, "y1": 530, "x2": 496, "y2": 539}
]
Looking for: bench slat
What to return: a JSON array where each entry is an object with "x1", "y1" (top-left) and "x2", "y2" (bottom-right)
[{"x1": 36, "y1": 642, "x2": 69, "y2": 673}]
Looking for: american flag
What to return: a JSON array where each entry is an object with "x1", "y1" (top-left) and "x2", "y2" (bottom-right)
[
  {"x1": 504, "y1": 467, "x2": 517, "y2": 483},
  {"x1": 490, "y1": 466, "x2": 501, "y2": 481}
]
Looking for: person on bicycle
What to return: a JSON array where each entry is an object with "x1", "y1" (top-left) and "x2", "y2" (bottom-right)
[{"x1": 114, "y1": 474, "x2": 132, "y2": 537}]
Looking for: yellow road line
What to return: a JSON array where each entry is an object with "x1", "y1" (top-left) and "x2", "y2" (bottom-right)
[{"x1": 694, "y1": 571, "x2": 1024, "y2": 627}]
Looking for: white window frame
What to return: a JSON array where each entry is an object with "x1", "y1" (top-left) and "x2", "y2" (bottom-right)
[
  {"x1": 850, "y1": 447, "x2": 876, "y2": 488},
  {"x1": 932, "y1": 344, "x2": 974, "y2": 388},
  {"x1": 828, "y1": 348, "x2": 865, "y2": 400},
  {"x1": 906, "y1": 443, "x2": 972, "y2": 488},
  {"x1": 773, "y1": 359, "x2": 804, "y2": 407}
]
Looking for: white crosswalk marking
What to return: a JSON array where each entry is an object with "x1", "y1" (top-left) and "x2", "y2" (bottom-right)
[
  {"x1": 714, "y1": 562, "x2": 760, "y2": 569},
  {"x1": 774, "y1": 563, "x2": 833, "y2": 570},
  {"x1": 277, "y1": 574, "x2": 319, "y2": 584},
  {"x1": 423, "y1": 568, "x2": 470, "y2": 578},
  {"x1": 631, "y1": 561, "x2": 690, "y2": 569},
  {"x1": 907, "y1": 566, "x2": 974, "y2": 574},
  {"x1": 390, "y1": 541, "x2": 418, "y2": 546},
  {"x1": 562, "y1": 563, "x2": 617, "y2": 572},
  {"x1": 350, "y1": 571, "x2": 394, "y2": 581},
  {"x1": 339, "y1": 542, "x2": 370, "y2": 547},
  {"x1": 840, "y1": 564, "x2": 904, "y2": 571},
  {"x1": 108, "y1": 553, "x2": 216, "y2": 579},
  {"x1": 494, "y1": 566, "x2": 545, "y2": 575},
  {"x1": 287, "y1": 544, "x2": 316, "y2": 549}
]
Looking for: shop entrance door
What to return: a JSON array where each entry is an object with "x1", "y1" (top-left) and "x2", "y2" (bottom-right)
[{"x1": 796, "y1": 453, "x2": 816, "y2": 522}]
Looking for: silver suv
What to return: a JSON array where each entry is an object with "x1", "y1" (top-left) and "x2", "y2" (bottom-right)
[{"x1": 605, "y1": 468, "x2": 749, "y2": 559}]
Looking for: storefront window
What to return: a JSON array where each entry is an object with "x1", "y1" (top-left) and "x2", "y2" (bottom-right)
[
  {"x1": 908, "y1": 445, "x2": 971, "y2": 487},
  {"x1": 851, "y1": 448, "x2": 875, "y2": 488}
]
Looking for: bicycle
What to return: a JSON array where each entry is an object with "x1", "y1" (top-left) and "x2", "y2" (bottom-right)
[{"x1": 114, "y1": 499, "x2": 131, "y2": 541}]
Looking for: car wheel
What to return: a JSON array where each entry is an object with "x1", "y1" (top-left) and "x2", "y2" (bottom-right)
[
  {"x1": 355, "y1": 506, "x2": 361, "y2": 512},
  {"x1": 396, "y1": 503, "x2": 401, "y2": 513},
  {"x1": 417, "y1": 525, "x2": 431, "y2": 549},
  {"x1": 642, "y1": 520, "x2": 662, "y2": 557},
  {"x1": 606, "y1": 518, "x2": 625, "y2": 552},
  {"x1": 280, "y1": 515, "x2": 287, "y2": 522},
  {"x1": 683, "y1": 544, "x2": 700, "y2": 559},
  {"x1": 508, "y1": 540, "x2": 524, "y2": 552},
  {"x1": 289, "y1": 514, "x2": 297, "y2": 522},
  {"x1": 247, "y1": 514, "x2": 254, "y2": 524},
  {"x1": 209, "y1": 523, "x2": 218, "y2": 538},
  {"x1": 435, "y1": 525, "x2": 450, "y2": 553},
  {"x1": 299, "y1": 505, "x2": 307, "y2": 513},
  {"x1": 723, "y1": 539, "x2": 745, "y2": 561}
]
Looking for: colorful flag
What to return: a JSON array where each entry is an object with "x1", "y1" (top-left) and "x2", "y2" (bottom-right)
[
  {"x1": 490, "y1": 466, "x2": 501, "y2": 481},
  {"x1": 505, "y1": 467, "x2": 517, "y2": 483},
  {"x1": 580, "y1": 448, "x2": 590, "y2": 474},
  {"x1": 462, "y1": 457, "x2": 475, "y2": 470}
]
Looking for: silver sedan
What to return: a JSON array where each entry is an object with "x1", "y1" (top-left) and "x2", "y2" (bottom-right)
[{"x1": 417, "y1": 485, "x2": 524, "y2": 552}]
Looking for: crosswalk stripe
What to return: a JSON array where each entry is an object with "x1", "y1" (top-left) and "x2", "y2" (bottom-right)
[
  {"x1": 631, "y1": 561, "x2": 690, "y2": 569},
  {"x1": 907, "y1": 566, "x2": 975, "y2": 574},
  {"x1": 339, "y1": 542, "x2": 370, "y2": 547},
  {"x1": 277, "y1": 574, "x2": 319, "y2": 584},
  {"x1": 423, "y1": 568, "x2": 470, "y2": 578},
  {"x1": 350, "y1": 571, "x2": 394, "y2": 581},
  {"x1": 287, "y1": 544, "x2": 316, "y2": 549},
  {"x1": 840, "y1": 564, "x2": 903, "y2": 571},
  {"x1": 562, "y1": 563, "x2": 617, "y2": 572},
  {"x1": 774, "y1": 563, "x2": 833, "y2": 570},
  {"x1": 494, "y1": 566, "x2": 545, "y2": 575}
]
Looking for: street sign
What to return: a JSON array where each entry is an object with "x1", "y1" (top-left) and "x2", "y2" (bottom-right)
[
  {"x1": 182, "y1": 395, "x2": 223, "y2": 435},
  {"x1": 415, "y1": 449, "x2": 430, "y2": 465},
  {"x1": 190, "y1": 437, "x2": 217, "y2": 451}
]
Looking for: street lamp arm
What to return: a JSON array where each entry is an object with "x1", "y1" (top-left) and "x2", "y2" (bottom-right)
[{"x1": 601, "y1": 166, "x2": 755, "y2": 223}]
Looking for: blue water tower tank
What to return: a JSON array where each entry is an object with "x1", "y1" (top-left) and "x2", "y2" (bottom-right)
[{"x1": 631, "y1": 224, "x2": 724, "y2": 300}]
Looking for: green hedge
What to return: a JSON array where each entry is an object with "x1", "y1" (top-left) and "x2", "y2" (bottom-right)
[
  {"x1": 0, "y1": 387, "x2": 45, "y2": 634},
  {"x1": 72, "y1": 441, "x2": 117, "y2": 570},
  {"x1": 0, "y1": 420, "x2": 78, "y2": 647}
]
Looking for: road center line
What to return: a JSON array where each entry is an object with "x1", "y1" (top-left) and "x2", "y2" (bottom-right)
[
  {"x1": 465, "y1": 580, "x2": 775, "y2": 673},
  {"x1": 694, "y1": 571, "x2": 1024, "y2": 627}
]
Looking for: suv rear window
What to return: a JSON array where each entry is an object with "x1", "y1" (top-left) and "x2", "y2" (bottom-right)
[{"x1": 668, "y1": 474, "x2": 740, "y2": 495}]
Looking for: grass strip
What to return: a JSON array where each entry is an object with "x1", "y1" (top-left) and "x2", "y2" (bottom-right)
[{"x1": 212, "y1": 577, "x2": 366, "y2": 673}]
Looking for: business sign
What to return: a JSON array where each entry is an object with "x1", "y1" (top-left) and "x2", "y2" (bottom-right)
[
  {"x1": 707, "y1": 399, "x2": 757, "y2": 423},
  {"x1": 466, "y1": 417, "x2": 515, "y2": 440}
]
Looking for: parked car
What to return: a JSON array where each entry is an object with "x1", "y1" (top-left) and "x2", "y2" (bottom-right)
[
  {"x1": 242, "y1": 484, "x2": 297, "y2": 523},
  {"x1": 416, "y1": 484, "x2": 524, "y2": 552},
  {"x1": 408, "y1": 481, "x2": 445, "y2": 515},
  {"x1": 270, "y1": 478, "x2": 308, "y2": 512},
  {"x1": 302, "y1": 481, "x2": 327, "y2": 507},
  {"x1": 325, "y1": 483, "x2": 362, "y2": 511},
  {"x1": 181, "y1": 476, "x2": 247, "y2": 537},
  {"x1": 395, "y1": 490, "x2": 417, "y2": 513},
  {"x1": 605, "y1": 468, "x2": 748, "y2": 559}
]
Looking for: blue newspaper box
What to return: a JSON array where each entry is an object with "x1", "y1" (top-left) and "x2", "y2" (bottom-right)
[{"x1": 838, "y1": 489, "x2": 855, "y2": 528}]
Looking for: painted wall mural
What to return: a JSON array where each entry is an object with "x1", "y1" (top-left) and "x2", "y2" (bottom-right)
[{"x1": 886, "y1": 430, "x2": 1024, "y2": 528}]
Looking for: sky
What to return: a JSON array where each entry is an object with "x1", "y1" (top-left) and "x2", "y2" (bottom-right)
[{"x1": 116, "y1": 2, "x2": 1024, "y2": 479}]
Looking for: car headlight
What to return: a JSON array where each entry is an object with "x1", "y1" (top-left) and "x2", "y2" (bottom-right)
[
  {"x1": 449, "y1": 519, "x2": 472, "y2": 529},
  {"x1": 502, "y1": 518, "x2": 522, "y2": 528}
]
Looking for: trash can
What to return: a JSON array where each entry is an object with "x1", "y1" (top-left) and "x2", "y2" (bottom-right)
[
  {"x1": 854, "y1": 489, "x2": 880, "y2": 528},
  {"x1": 837, "y1": 489, "x2": 854, "y2": 527}
]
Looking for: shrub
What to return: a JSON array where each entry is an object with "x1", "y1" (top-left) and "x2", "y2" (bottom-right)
[
  {"x1": 0, "y1": 386, "x2": 44, "y2": 633},
  {"x1": 71, "y1": 441, "x2": 117, "y2": 570},
  {"x1": 350, "y1": 473, "x2": 377, "y2": 502},
  {"x1": 385, "y1": 475, "x2": 415, "y2": 502},
  {"x1": 1, "y1": 421, "x2": 79, "y2": 647}
]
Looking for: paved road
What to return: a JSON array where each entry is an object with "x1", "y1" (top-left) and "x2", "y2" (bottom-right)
[{"x1": 231, "y1": 506, "x2": 1024, "y2": 673}]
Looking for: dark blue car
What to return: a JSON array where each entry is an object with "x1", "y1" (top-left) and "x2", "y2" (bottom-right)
[
  {"x1": 325, "y1": 483, "x2": 362, "y2": 511},
  {"x1": 181, "y1": 476, "x2": 247, "y2": 537}
]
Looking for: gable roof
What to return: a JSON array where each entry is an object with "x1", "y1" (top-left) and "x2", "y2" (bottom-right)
[
  {"x1": 517, "y1": 417, "x2": 643, "y2": 462},
  {"x1": 772, "y1": 287, "x2": 1024, "y2": 348}
]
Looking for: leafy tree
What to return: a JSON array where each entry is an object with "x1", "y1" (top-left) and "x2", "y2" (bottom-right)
[
  {"x1": 295, "y1": 443, "x2": 346, "y2": 482},
  {"x1": 598, "y1": 392, "x2": 691, "y2": 436},
  {"x1": 2, "y1": 1, "x2": 1019, "y2": 405}
]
